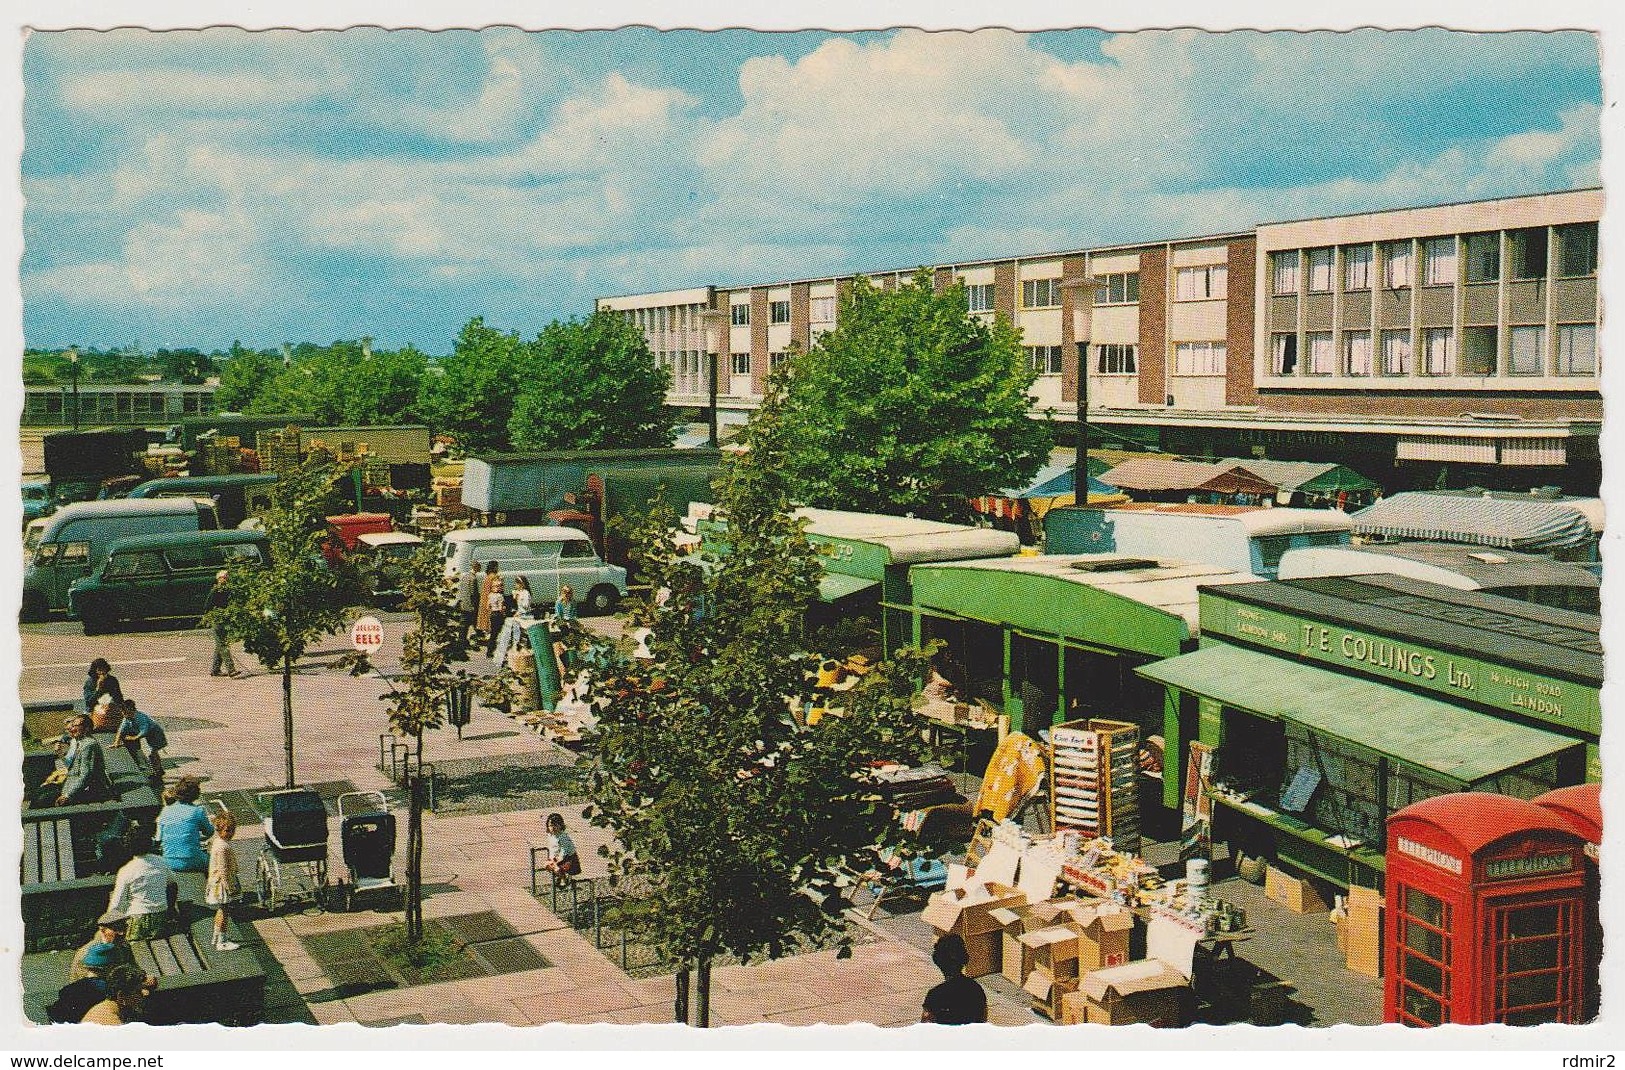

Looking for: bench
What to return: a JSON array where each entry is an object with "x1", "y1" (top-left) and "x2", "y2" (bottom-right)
[
  {"x1": 21, "y1": 782, "x2": 162, "y2": 952},
  {"x1": 23, "y1": 819, "x2": 78, "y2": 885},
  {"x1": 21, "y1": 910, "x2": 266, "y2": 1027}
]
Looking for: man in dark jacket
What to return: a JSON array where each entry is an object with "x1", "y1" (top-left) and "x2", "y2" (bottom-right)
[
  {"x1": 455, "y1": 559, "x2": 481, "y2": 650},
  {"x1": 206, "y1": 570, "x2": 239, "y2": 677},
  {"x1": 56, "y1": 715, "x2": 115, "y2": 807}
]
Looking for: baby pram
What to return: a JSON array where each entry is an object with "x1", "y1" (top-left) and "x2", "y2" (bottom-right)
[
  {"x1": 332, "y1": 790, "x2": 399, "y2": 912},
  {"x1": 255, "y1": 788, "x2": 329, "y2": 912}
]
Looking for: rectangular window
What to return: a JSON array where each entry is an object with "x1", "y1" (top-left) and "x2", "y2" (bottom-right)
[
  {"x1": 730, "y1": 303, "x2": 750, "y2": 326},
  {"x1": 1509, "y1": 325, "x2": 1546, "y2": 376},
  {"x1": 1022, "y1": 278, "x2": 1060, "y2": 308},
  {"x1": 1465, "y1": 232, "x2": 1501, "y2": 283},
  {"x1": 1094, "y1": 272, "x2": 1140, "y2": 305},
  {"x1": 1271, "y1": 333, "x2": 1298, "y2": 375},
  {"x1": 1095, "y1": 344, "x2": 1137, "y2": 374},
  {"x1": 1384, "y1": 242, "x2": 1413, "y2": 289},
  {"x1": 1173, "y1": 342, "x2": 1226, "y2": 375},
  {"x1": 965, "y1": 283, "x2": 995, "y2": 313},
  {"x1": 1422, "y1": 238, "x2": 1457, "y2": 286},
  {"x1": 1556, "y1": 223, "x2": 1598, "y2": 277},
  {"x1": 769, "y1": 351, "x2": 790, "y2": 372},
  {"x1": 729, "y1": 352, "x2": 751, "y2": 376},
  {"x1": 1307, "y1": 248, "x2": 1334, "y2": 293},
  {"x1": 1175, "y1": 264, "x2": 1228, "y2": 301},
  {"x1": 1343, "y1": 245, "x2": 1373, "y2": 291},
  {"x1": 809, "y1": 295, "x2": 836, "y2": 323},
  {"x1": 1555, "y1": 324, "x2": 1596, "y2": 376},
  {"x1": 1422, "y1": 327, "x2": 1455, "y2": 376},
  {"x1": 1381, "y1": 329, "x2": 1413, "y2": 375},
  {"x1": 1509, "y1": 228, "x2": 1549, "y2": 281},
  {"x1": 1305, "y1": 332, "x2": 1335, "y2": 375},
  {"x1": 1461, "y1": 326, "x2": 1498, "y2": 377},
  {"x1": 1344, "y1": 331, "x2": 1373, "y2": 376},
  {"x1": 1025, "y1": 345, "x2": 1064, "y2": 375},
  {"x1": 1271, "y1": 251, "x2": 1300, "y2": 295},
  {"x1": 769, "y1": 300, "x2": 790, "y2": 324}
]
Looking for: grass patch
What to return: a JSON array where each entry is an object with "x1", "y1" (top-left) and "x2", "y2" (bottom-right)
[{"x1": 373, "y1": 923, "x2": 467, "y2": 983}]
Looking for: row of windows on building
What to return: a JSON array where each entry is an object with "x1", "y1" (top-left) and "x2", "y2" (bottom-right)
[
  {"x1": 1269, "y1": 323, "x2": 1597, "y2": 378},
  {"x1": 1022, "y1": 342, "x2": 1224, "y2": 377},
  {"x1": 22, "y1": 389, "x2": 216, "y2": 424},
  {"x1": 1269, "y1": 224, "x2": 1598, "y2": 297},
  {"x1": 728, "y1": 295, "x2": 837, "y2": 327}
]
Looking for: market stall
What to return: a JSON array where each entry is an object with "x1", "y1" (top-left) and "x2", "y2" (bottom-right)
[
  {"x1": 1213, "y1": 457, "x2": 1380, "y2": 510},
  {"x1": 1096, "y1": 458, "x2": 1278, "y2": 506},
  {"x1": 970, "y1": 449, "x2": 1128, "y2": 544},
  {"x1": 1137, "y1": 576, "x2": 1596, "y2": 890}
]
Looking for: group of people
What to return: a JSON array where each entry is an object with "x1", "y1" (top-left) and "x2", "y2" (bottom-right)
[
  {"x1": 455, "y1": 559, "x2": 579, "y2": 662},
  {"x1": 47, "y1": 775, "x2": 244, "y2": 1025},
  {"x1": 30, "y1": 661, "x2": 172, "y2": 810}
]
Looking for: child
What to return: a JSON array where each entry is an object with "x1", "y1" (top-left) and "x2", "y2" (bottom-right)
[
  {"x1": 540, "y1": 813, "x2": 581, "y2": 880},
  {"x1": 204, "y1": 811, "x2": 242, "y2": 951}
]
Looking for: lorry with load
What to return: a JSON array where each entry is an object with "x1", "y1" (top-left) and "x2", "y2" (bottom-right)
[
  {"x1": 459, "y1": 449, "x2": 722, "y2": 571},
  {"x1": 41, "y1": 429, "x2": 151, "y2": 504}
]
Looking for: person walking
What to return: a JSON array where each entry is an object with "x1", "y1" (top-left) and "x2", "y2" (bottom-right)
[
  {"x1": 107, "y1": 828, "x2": 178, "y2": 941},
  {"x1": 83, "y1": 658, "x2": 124, "y2": 713},
  {"x1": 55, "y1": 714, "x2": 115, "y2": 808},
  {"x1": 920, "y1": 933, "x2": 988, "y2": 1024},
  {"x1": 205, "y1": 571, "x2": 239, "y2": 677},
  {"x1": 204, "y1": 811, "x2": 243, "y2": 952},
  {"x1": 484, "y1": 577, "x2": 509, "y2": 659},
  {"x1": 475, "y1": 561, "x2": 502, "y2": 639},
  {"x1": 456, "y1": 559, "x2": 482, "y2": 649},
  {"x1": 114, "y1": 699, "x2": 167, "y2": 783},
  {"x1": 154, "y1": 776, "x2": 213, "y2": 873}
]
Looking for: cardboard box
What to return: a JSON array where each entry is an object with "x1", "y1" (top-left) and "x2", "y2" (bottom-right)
[
  {"x1": 1265, "y1": 865, "x2": 1327, "y2": 914},
  {"x1": 990, "y1": 905, "x2": 1035, "y2": 985},
  {"x1": 962, "y1": 929, "x2": 1002, "y2": 979},
  {"x1": 1021, "y1": 925, "x2": 1083, "y2": 980},
  {"x1": 1072, "y1": 904, "x2": 1135, "y2": 972},
  {"x1": 1023, "y1": 968, "x2": 1079, "y2": 1021},
  {"x1": 921, "y1": 881, "x2": 1026, "y2": 937},
  {"x1": 1344, "y1": 885, "x2": 1384, "y2": 978},
  {"x1": 1078, "y1": 960, "x2": 1190, "y2": 1027}
]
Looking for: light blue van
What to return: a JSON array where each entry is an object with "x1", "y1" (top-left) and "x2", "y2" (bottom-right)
[{"x1": 21, "y1": 498, "x2": 219, "y2": 620}]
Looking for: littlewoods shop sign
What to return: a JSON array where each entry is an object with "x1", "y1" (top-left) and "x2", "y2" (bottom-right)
[{"x1": 1204, "y1": 602, "x2": 1599, "y2": 736}]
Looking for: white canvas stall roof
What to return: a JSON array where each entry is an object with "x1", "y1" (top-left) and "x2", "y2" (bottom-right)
[
  {"x1": 1352, "y1": 493, "x2": 1598, "y2": 553},
  {"x1": 1278, "y1": 543, "x2": 1600, "y2": 591},
  {"x1": 796, "y1": 508, "x2": 1020, "y2": 564},
  {"x1": 1230, "y1": 508, "x2": 1354, "y2": 537},
  {"x1": 921, "y1": 553, "x2": 1261, "y2": 630}
]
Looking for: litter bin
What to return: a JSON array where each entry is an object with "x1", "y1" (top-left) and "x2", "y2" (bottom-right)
[{"x1": 446, "y1": 682, "x2": 473, "y2": 739}]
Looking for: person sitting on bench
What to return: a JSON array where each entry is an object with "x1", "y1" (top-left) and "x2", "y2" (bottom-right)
[{"x1": 51, "y1": 715, "x2": 115, "y2": 808}]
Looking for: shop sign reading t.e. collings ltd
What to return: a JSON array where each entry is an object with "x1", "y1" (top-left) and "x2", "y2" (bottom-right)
[{"x1": 1199, "y1": 601, "x2": 1600, "y2": 738}]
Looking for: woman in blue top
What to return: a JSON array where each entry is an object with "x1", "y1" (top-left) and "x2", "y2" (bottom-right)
[
  {"x1": 154, "y1": 776, "x2": 213, "y2": 872},
  {"x1": 552, "y1": 585, "x2": 578, "y2": 622}
]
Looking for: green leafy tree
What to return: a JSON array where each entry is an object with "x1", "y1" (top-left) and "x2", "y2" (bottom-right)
[
  {"x1": 416, "y1": 318, "x2": 530, "y2": 454},
  {"x1": 507, "y1": 311, "x2": 674, "y2": 452},
  {"x1": 216, "y1": 344, "x2": 282, "y2": 412},
  {"x1": 344, "y1": 545, "x2": 471, "y2": 942},
  {"x1": 207, "y1": 460, "x2": 357, "y2": 789},
  {"x1": 249, "y1": 339, "x2": 429, "y2": 426},
  {"x1": 155, "y1": 348, "x2": 217, "y2": 385},
  {"x1": 577, "y1": 448, "x2": 932, "y2": 1026},
  {"x1": 756, "y1": 269, "x2": 1051, "y2": 522}
]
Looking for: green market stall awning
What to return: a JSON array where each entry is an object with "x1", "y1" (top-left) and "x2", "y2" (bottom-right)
[
  {"x1": 1136, "y1": 643, "x2": 1580, "y2": 786},
  {"x1": 1215, "y1": 458, "x2": 1379, "y2": 496}
]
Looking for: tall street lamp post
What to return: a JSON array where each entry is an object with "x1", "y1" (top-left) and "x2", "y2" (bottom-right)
[
  {"x1": 698, "y1": 308, "x2": 728, "y2": 449},
  {"x1": 67, "y1": 347, "x2": 81, "y2": 431},
  {"x1": 1056, "y1": 277, "x2": 1097, "y2": 500}
]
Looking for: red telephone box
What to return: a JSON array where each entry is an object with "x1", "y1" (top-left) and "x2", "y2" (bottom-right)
[
  {"x1": 1385, "y1": 793, "x2": 1587, "y2": 1026},
  {"x1": 1533, "y1": 784, "x2": 1601, "y2": 1022}
]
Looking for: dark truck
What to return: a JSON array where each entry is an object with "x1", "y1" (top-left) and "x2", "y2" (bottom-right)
[
  {"x1": 42, "y1": 429, "x2": 150, "y2": 504},
  {"x1": 460, "y1": 449, "x2": 722, "y2": 571}
]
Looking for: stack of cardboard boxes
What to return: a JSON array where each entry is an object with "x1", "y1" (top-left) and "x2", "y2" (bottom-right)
[
  {"x1": 920, "y1": 881, "x2": 1026, "y2": 981},
  {"x1": 1017, "y1": 903, "x2": 1134, "y2": 1020},
  {"x1": 1066, "y1": 960, "x2": 1190, "y2": 1026}
]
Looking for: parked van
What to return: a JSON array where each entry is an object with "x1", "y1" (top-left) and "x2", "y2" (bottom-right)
[
  {"x1": 67, "y1": 529, "x2": 270, "y2": 634},
  {"x1": 441, "y1": 526, "x2": 627, "y2": 614},
  {"x1": 355, "y1": 531, "x2": 425, "y2": 608},
  {"x1": 129, "y1": 474, "x2": 277, "y2": 530},
  {"x1": 21, "y1": 498, "x2": 219, "y2": 620},
  {"x1": 1044, "y1": 503, "x2": 1353, "y2": 579}
]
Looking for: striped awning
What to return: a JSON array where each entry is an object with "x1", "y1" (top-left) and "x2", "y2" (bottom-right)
[{"x1": 1352, "y1": 492, "x2": 1597, "y2": 553}]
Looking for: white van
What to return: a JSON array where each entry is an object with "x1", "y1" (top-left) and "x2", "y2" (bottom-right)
[{"x1": 441, "y1": 526, "x2": 627, "y2": 614}]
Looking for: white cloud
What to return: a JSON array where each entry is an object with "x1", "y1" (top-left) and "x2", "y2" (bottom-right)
[{"x1": 61, "y1": 68, "x2": 339, "y2": 111}]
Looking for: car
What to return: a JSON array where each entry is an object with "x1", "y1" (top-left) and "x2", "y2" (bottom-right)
[
  {"x1": 67, "y1": 529, "x2": 270, "y2": 635},
  {"x1": 354, "y1": 531, "x2": 426, "y2": 608},
  {"x1": 21, "y1": 481, "x2": 54, "y2": 527}
]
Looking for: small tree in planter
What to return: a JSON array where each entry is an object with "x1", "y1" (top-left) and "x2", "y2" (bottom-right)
[{"x1": 575, "y1": 440, "x2": 934, "y2": 1026}]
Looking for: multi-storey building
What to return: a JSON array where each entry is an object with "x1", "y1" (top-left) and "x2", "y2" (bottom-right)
[{"x1": 596, "y1": 188, "x2": 1601, "y2": 493}]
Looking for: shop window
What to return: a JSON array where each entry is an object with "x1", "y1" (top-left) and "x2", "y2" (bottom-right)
[
  {"x1": 1465, "y1": 232, "x2": 1500, "y2": 283},
  {"x1": 1343, "y1": 245, "x2": 1373, "y2": 291},
  {"x1": 1556, "y1": 223, "x2": 1598, "y2": 277},
  {"x1": 1283, "y1": 727, "x2": 1382, "y2": 845},
  {"x1": 1460, "y1": 326, "x2": 1498, "y2": 377},
  {"x1": 1509, "y1": 228, "x2": 1548, "y2": 281}
]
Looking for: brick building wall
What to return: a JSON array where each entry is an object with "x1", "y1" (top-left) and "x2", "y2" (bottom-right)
[
  {"x1": 1060, "y1": 255, "x2": 1087, "y2": 405},
  {"x1": 1225, "y1": 239, "x2": 1257, "y2": 406},
  {"x1": 1257, "y1": 391, "x2": 1602, "y2": 421},
  {"x1": 790, "y1": 282, "x2": 810, "y2": 352},
  {"x1": 1138, "y1": 248, "x2": 1168, "y2": 405},
  {"x1": 993, "y1": 262, "x2": 1016, "y2": 321},
  {"x1": 750, "y1": 289, "x2": 770, "y2": 395}
]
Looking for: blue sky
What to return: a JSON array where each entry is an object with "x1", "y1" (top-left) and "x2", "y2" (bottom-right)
[{"x1": 21, "y1": 26, "x2": 1602, "y2": 353}]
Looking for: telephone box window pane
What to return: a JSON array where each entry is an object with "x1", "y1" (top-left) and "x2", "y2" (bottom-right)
[
  {"x1": 1508, "y1": 904, "x2": 1561, "y2": 940},
  {"x1": 1406, "y1": 888, "x2": 1446, "y2": 927},
  {"x1": 1505, "y1": 939, "x2": 1561, "y2": 974},
  {"x1": 1404, "y1": 955, "x2": 1445, "y2": 994},
  {"x1": 1505, "y1": 1006, "x2": 1562, "y2": 1027},
  {"x1": 1403, "y1": 988, "x2": 1443, "y2": 1025},
  {"x1": 1504, "y1": 971, "x2": 1560, "y2": 1009},
  {"x1": 1404, "y1": 920, "x2": 1445, "y2": 961}
]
